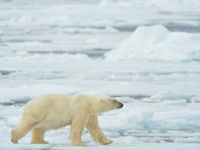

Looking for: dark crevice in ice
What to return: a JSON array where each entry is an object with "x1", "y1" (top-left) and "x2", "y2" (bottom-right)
[
  {"x1": 165, "y1": 23, "x2": 200, "y2": 33},
  {"x1": 0, "y1": 97, "x2": 31, "y2": 106},
  {"x1": 113, "y1": 26, "x2": 137, "y2": 32},
  {"x1": 0, "y1": 70, "x2": 16, "y2": 76},
  {"x1": 114, "y1": 24, "x2": 200, "y2": 33},
  {"x1": 2, "y1": 39, "x2": 52, "y2": 43},
  {"x1": 110, "y1": 94, "x2": 151, "y2": 100},
  {"x1": 27, "y1": 48, "x2": 110, "y2": 58}
]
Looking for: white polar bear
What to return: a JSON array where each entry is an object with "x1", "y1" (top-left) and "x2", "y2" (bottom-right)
[{"x1": 11, "y1": 94, "x2": 123, "y2": 146}]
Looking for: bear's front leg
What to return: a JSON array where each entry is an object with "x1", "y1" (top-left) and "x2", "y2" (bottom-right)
[
  {"x1": 69, "y1": 116, "x2": 88, "y2": 146},
  {"x1": 86, "y1": 115, "x2": 113, "y2": 145}
]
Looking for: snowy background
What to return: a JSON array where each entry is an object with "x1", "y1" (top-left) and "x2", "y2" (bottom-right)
[{"x1": 0, "y1": 0, "x2": 200, "y2": 149}]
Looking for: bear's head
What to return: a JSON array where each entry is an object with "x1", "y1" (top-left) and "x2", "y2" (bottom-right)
[{"x1": 94, "y1": 97, "x2": 124, "y2": 114}]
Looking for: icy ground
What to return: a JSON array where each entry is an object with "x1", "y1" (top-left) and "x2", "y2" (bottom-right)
[{"x1": 0, "y1": 0, "x2": 200, "y2": 149}]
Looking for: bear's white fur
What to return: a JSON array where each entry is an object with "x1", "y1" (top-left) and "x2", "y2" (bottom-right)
[{"x1": 11, "y1": 94, "x2": 123, "y2": 146}]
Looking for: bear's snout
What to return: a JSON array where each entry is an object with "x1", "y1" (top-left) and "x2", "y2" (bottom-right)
[{"x1": 117, "y1": 102, "x2": 124, "y2": 109}]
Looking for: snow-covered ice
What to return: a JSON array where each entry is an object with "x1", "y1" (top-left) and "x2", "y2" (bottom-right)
[
  {"x1": 106, "y1": 25, "x2": 200, "y2": 62},
  {"x1": 0, "y1": 0, "x2": 200, "y2": 149}
]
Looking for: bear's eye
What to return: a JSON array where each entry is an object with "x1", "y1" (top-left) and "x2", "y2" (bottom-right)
[{"x1": 113, "y1": 100, "x2": 117, "y2": 103}]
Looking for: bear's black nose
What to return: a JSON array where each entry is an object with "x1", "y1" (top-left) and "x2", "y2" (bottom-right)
[{"x1": 118, "y1": 103, "x2": 124, "y2": 108}]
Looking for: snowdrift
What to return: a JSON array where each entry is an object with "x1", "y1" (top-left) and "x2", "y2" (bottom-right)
[{"x1": 106, "y1": 25, "x2": 200, "y2": 62}]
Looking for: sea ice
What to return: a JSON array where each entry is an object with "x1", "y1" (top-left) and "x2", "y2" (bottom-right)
[
  {"x1": 106, "y1": 25, "x2": 200, "y2": 62},
  {"x1": 0, "y1": 0, "x2": 200, "y2": 149}
]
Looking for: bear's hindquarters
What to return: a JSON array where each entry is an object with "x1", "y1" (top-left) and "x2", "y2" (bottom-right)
[{"x1": 11, "y1": 116, "x2": 38, "y2": 144}]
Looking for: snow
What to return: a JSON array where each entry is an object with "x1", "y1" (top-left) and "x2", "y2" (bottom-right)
[
  {"x1": 99, "y1": 0, "x2": 200, "y2": 11},
  {"x1": 1, "y1": 0, "x2": 200, "y2": 149},
  {"x1": 106, "y1": 25, "x2": 200, "y2": 62},
  {"x1": 1, "y1": 143, "x2": 200, "y2": 150}
]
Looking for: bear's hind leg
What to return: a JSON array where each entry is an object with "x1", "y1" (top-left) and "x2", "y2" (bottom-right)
[
  {"x1": 86, "y1": 115, "x2": 113, "y2": 145},
  {"x1": 11, "y1": 117, "x2": 37, "y2": 144},
  {"x1": 31, "y1": 128, "x2": 48, "y2": 144}
]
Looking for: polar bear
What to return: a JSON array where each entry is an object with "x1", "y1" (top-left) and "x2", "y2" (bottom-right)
[{"x1": 11, "y1": 94, "x2": 123, "y2": 146}]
